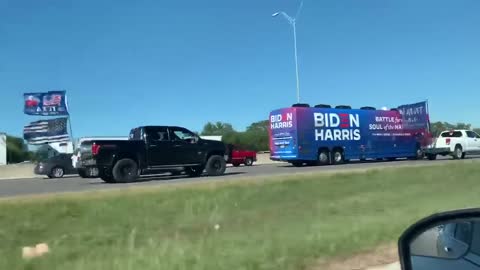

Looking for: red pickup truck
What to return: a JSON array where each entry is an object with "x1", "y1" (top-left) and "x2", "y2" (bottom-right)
[{"x1": 226, "y1": 144, "x2": 257, "y2": 167}]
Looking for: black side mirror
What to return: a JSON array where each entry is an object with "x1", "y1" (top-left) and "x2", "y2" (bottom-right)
[{"x1": 398, "y1": 208, "x2": 480, "y2": 270}]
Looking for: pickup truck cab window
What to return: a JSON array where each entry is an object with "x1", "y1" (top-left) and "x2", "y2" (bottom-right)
[
  {"x1": 129, "y1": 128, "x2": 142, "y2": 140},
  {"x1": 441, "y1": 131, "x2": 463, "y2": 138},
  {"x1": 146, "y1": 127, "x2": 169, "y2": 142},
  {"x1": 170, "y1": 127, "x2": 198, "y2": 142},
  {"x1": 466, "y1": 131, "x2": 480, "y2": 139}
]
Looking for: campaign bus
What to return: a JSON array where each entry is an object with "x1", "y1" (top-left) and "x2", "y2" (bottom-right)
[{"x1": 268, "y1": 101, "x2": 432, "y2": 166}]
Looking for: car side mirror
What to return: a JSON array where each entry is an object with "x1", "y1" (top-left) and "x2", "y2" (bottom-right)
[{"x1": 398, "y1": 208, "x2": 480, "y2": 270}]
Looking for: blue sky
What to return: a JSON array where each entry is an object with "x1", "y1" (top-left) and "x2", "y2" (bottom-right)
[{"x1": 1, "y1": 0, "x2": 480, "y2": 138}]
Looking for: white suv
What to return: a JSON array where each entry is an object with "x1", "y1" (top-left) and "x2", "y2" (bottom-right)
[{"x1": 425, "y1": 130, "x2": 480, "y2": 160}]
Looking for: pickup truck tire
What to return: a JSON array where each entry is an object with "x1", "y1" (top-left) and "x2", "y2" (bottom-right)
[
  {"x1": 78, "y1": 169, "x2": 87, "y2": 178},
  {"x1": 185, "y1": 166, "x2": 204, "y2": 177},
  {"x1": 112, "y1": 158, "x2": 139, "y2": 183},
  {"x1": 453, "y1": 146, "x2": 463, "y2": 160},
  {"x1": 205, "y1": 155, "x2": 227, "y2": 176},
  {"x1": 244, "y1": 158, "x2": 254, "y2": 166}
]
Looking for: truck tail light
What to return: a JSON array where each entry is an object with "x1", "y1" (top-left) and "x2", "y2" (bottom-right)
[
  {"x1": 92, "y1": 143, "x2": 101, "y2": 156},
  {"x1": 446, "y1": 138, "x2": 451, "y2": 145}
]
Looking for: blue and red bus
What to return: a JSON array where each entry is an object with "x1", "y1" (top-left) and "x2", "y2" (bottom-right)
[{"x1": 268, "y1": 101, "x2": 432, "y2": 166}]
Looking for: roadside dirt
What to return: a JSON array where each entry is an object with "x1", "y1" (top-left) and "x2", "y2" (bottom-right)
[{"x1": 310, "y1": 244, "x2": 399, "y2": 270}]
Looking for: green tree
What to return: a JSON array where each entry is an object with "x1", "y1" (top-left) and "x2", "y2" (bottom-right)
[
  {"x1": 246, "y1": 120, "x2": 269, "y2": 133},
  {"x1": 220, "y1": 120, "x2": 270, "y2": 152},
  {"x1": 6, "y1": 135, "x2": 30, "y2": 163},
  {"x1": 244, "y1": 120, "x2": 269, "y2": 151},
  {"x1": 201, "y1": 122, "x2": 235, "y2": 136}
]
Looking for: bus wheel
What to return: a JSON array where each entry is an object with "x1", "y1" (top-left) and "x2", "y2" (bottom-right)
[
  {"x1": 409, "y1": 145, "x2": 424, "y2": 160},
  {"x1": 332, "y1": 149, "x2": 344, "y2": 165},
  {"x1": 318, "y1": 149, "x2": 330, "y2": 165}
]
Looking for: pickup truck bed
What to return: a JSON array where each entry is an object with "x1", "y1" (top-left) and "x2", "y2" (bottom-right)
[{"x1": 226, "y1": 144, "x2": 257, "y2": 167}]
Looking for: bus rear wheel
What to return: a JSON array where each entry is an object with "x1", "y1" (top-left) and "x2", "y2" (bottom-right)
[
  {"x1": 332, "y1": 149, "x2": 344, "y2": 165},
  {"x1": 318, "y1": 149, "x2": 330, "y2": 165}
]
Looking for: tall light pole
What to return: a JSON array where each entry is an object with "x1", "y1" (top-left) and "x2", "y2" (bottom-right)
[{"x1": 272, "y1": 1, "x2": 303, "y2": 103}]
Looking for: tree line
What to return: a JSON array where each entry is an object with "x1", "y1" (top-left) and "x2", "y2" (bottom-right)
[
  {"x1": 200, "y1": 120, "x2": 270, "y2": 152},
  {"x1": 3, "y1": 120, "x2": 480, "y2": 163},
  {"x1": 4, "y1": 135, "x2": 38, "y2": 164}
]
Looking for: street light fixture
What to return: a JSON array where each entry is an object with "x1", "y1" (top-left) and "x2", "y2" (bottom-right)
[{"x1": 272, "y1": 1, "x2": 303, "y2": 103}]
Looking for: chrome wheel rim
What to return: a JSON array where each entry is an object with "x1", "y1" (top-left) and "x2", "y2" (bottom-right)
[
  {"x1": 319, "y1": 152, "x2": 328, "y2": 162},
  {"x1": 54, "y1": 168, "x2": 64, "y2": 177},
  {"x1": 334, "y1": 152, "x2": 342, "y2": 162}
]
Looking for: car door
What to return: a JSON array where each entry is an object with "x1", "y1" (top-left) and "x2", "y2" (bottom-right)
[
  {"x1": 466, "y1": 131, "x2": 479, "y2": 153},
  {"x1": 62, "y1": 154, "x2": 77, "y2": 174},
  {"x1": 169, "y1": 127, "x2": 203, "y2": 164},
  {"x1": 472, "y1": 131, "x2": 480, "y2": 153},
  {"x1": 145, "y1": 127, "x2": 176, "y2": 167}
]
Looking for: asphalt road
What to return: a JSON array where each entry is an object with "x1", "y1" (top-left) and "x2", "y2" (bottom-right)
[{"x1": 0, "y1": 156, "x2": 478, "y2": 199}]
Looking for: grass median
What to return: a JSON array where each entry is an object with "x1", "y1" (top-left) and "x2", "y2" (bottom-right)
[{"x1": 1, "y1": 162, "x2": 479, "y2": 270}]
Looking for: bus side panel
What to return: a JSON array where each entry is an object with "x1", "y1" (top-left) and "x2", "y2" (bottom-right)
[
  {"x1": 296, "y1": 108, "x2": 318, "y2": 161},
  {"x1": 358, "y1": 110, "x2": 418, "y2": 159},
  {"x1": 296, "y1": 108, "x2": 419, "y2": 161},
  {"x1": 270, "y1": 104, "x2": 428, "y2": 162},
  {"x1": 269, "y1": 108, "x2": 299, "y2": 161},
  {"x1": 296, "y1": 108, "x2": 366, "y2": 161}
]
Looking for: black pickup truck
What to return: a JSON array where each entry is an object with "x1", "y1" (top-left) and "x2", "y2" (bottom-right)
[{"x1": 79, "y1": 126, "x2": 229, "y2": 183}]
